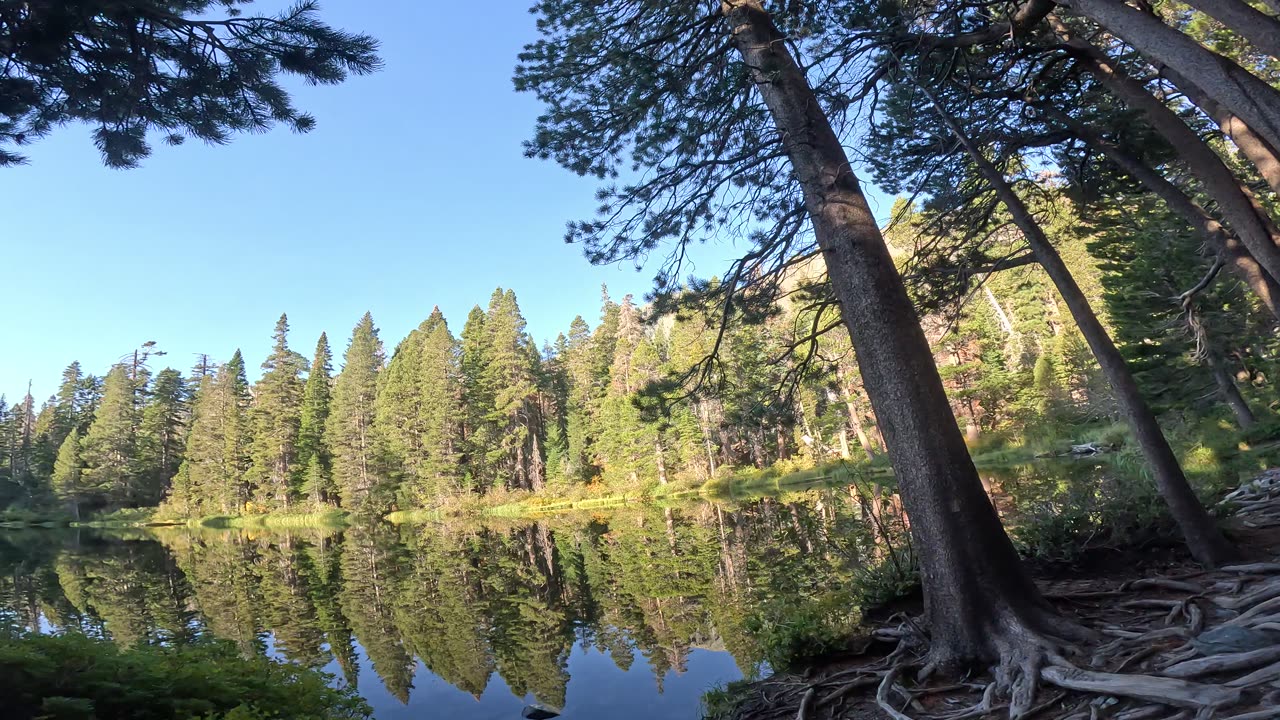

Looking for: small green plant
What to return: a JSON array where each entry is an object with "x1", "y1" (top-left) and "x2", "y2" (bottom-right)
[{"x1": 701, "y1": 679, "x2": 756, "y2": 720}]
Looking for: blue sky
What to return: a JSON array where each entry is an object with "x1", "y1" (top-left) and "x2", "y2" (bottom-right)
[{"x1": 0, "y1": 1, "x2": 889, "y2": 400}]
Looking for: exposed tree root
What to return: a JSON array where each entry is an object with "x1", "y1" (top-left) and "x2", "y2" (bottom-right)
[{"x1": 720, "y1": 470, "x2": 1280, "y2": 720}]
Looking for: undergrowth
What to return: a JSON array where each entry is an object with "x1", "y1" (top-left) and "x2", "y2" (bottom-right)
[{"x1": 0, "y1": 632, "x2": 370, "y2": 720}]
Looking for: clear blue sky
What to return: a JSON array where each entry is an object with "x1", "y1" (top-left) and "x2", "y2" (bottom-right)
[{"x1": 0, "y1": 1, "x2": 890, "y2": 401}]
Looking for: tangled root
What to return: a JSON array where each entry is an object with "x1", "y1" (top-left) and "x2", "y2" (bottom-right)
[{"x1": 724, "y1": 470, "x2": 1280, "y2": 720}]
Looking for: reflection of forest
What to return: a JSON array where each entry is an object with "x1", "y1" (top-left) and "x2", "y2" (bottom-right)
[{"x1": 0, "y1": 489, "x2": 886, "y2": 707}]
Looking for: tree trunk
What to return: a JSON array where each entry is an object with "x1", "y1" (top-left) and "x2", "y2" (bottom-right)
[
  {"x1": 1051, "y1": 19, "x2": 1280, "y2": 288},
  {"x1": 918, "y1": 77, "x2": 1237, "y2": 567},
  {"x1": 837, "y1": 363, "x2": 877, "y2": 461},
  {"x1": 1207, "y1": 350, "x2": 1257, "y2": 429},
  {"x1": 1180, "y1": 0, "x2": 1280, "y2": 60},
  {"x1": 983, "y1": 285, "x2": 1016, "y2": 334},
  {"x1": 1160, "y1": 66, "x2": 1280, "y2": 200},
  {"x1": 1064, "y1": 0, "x2": 1280, "y2": 151},
  {"x1": 725, "y1": 0, "x2": 1063, "y2": 669},
  {"x1": 1042, "y1": 102, "x2": 1280, "y2": 319},
  {"x1": 655, "y1": 437, "x2": 668, "y2": 485}
]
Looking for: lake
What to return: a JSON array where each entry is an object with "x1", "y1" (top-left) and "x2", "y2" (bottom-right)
[
  {"x1": 0, "y1": 484, "x2": 904, "y2": 720},
  {"x1": 0, "y1": 461, "x2": 1111, "y2": 719}
]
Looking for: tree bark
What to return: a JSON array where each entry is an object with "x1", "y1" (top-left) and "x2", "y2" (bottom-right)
[
  {"x1": 1180, "y1": 0, "x2": 1280, "y2": 60},
  {"x1": 1063, "y1": 0, "x2": 1280, "y2": 152},
  {"x1": 1041, "y1": 102, "x2": 1280, "y2": 320},
  {"x1": 917, "y1": 77, "x2": 1237, "y2": 567},
  {"x1": 1052, "y1": 18, "x2": 1280, "y2": 287},
  {"x1": 1160, "y1": 65, "x2": 1280, "y2": 199},
  {"x1": 724, "y1": 0, "x2": 1061, "y2": 667}
]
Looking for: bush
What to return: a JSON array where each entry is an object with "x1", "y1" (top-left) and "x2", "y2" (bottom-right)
[
  {"x1": 743, "y1": 593, "x2": 862, "y2": 672},
  {"x1": 0, "y1": 632, "x2": 370, "y2": 720}
]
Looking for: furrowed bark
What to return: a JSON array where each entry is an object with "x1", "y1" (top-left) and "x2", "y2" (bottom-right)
[
  {"x1": 723, "y1": 0, "x2": 1057, "y2": 665},
  {"x1": 1051, "y1": 16, "x2": 1280, "y2": 287},
  {"x1": 1041, "y1": 103, "x2": 1280, "y2": 320},
  {"x1": 916, "y1": 75, "x2": 1238, "y2": 567},
  {"x1": 1061, "y1": 0, "x2": 1280, "y2": 152}
]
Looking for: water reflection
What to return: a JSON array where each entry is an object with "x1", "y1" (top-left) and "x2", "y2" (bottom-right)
[{"x1": 0, "y1": 489, "x2": 892, "y2": 719}]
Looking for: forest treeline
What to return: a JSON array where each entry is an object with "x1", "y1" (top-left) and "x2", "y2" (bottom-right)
[{"x1": 1, "y1": 190, "x2": 1276, "y2": 521}]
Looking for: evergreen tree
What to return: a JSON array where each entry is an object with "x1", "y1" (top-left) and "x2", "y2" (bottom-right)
[
  {"x1": 80, "y1": 365, "x2": 138, "y2": 508},
  {"x1": 51, "y1": 430, "x2": 83, "y2": 520},
  {"x1": 376, "y1": 307, "x2": 462, "y2": 506},
  {"x1": 248, "y1": 315, "x2": 306, "y2": 509},
  {"x1": 0, "y1": 1, "x2": 380, "y2": 168},
  {"x1": 479, "y1": 289, "x2": 545, "y2": 492},
  {"x1": 137, "y1": 369, "x2": 188, "y2": 506},
  {"x1": 459, "y1": 305, "x2": 493, "y2": 491},
  {"x1": 177, "y1": 353, "x2": 252, "y2": 515},
  {"x1": 327, "y1": 313, "x2": 385, "y2": 513},
  {"x1": 219, "y1": 351, "x2": 254, "y2": 512},
  {"x1": 299, "y1": 333, "x2": 335, "y2": 507},
  {"x1": 53, "y1": 362, "x2": 88, "y2": 442}
]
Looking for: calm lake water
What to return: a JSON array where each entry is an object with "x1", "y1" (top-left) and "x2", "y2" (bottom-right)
[{"x1": 0, "y1": 462, "x2": 1109, "y2": 720}]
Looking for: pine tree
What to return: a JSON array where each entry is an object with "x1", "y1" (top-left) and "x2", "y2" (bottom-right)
[
  {"x1": 137, "y1": 369, "x2": 188, "y2": 506},
  {"x1": 327, "y1": 313, "x2": 385, "y2": 513},
  {"x1": 80, "y1": 365, "x2": 139, "y2": 508},
  {"x1": 0, "y1": 2, "x2": 380, "y2": 168},
  {"x1": 53, "y1": 362, "x2": 88, "y2": 442},
  {"x1": 248, "y1": 315, "x2": 306, "y2": 509},
  {"x1": 178, "y1": 353, "x2": 252, "y2": 515},
  {"x1": 219, "y1": 351, "x2": 254, "y2": 512},
  {"x1": 376, "y1": 307, "x2": 463, "y2": 506},
  {"x1": 459, "y1": 305, "x2": 493, "y2": 491},
  {"x1": 51, "y1": 430, "x2": 83, "y2": 520},
  {"x1": 299, "y1": 334, "x2": 335, "y2": 507},
  {"x1": 480, "y1": 289, "x2": 545, "y2": 492}
]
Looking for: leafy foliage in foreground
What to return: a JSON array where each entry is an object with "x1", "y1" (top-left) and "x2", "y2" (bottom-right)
[{"x1": 0, "y1": 632, "x2": 370, "y2": 720}]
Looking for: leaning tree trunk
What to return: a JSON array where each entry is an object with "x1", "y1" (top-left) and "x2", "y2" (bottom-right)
[
  {"x1": 1179, "y1": 0, "x2": 1280, "y2": 61},
  {"x1": 917, "y1": 80, "x2": 1237, "y2": 567},
  {"x1": 1063, "y1": 0, "x2": 1280, "y2": 152},
  {"x1": 1160, "y1": 66, "x2": 1280, "y2": 200},
  {"x1": 1051, "y1": 18, "x2": 1280, "y2": 286},
  {"x1": 1041, "y1": 103, "x2": 1280, "y2": 320},
  {"x1": 1207, "y1": 349, "x2": 1257, "y2": 429},
  {"x1": 724, "y1": 0, "x2": 1073, "y2": 676}
]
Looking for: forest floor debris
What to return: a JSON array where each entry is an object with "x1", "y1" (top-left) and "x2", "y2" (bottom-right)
[{"x1": 719, "y1": 469, "x2": 1280, "y2": 720}]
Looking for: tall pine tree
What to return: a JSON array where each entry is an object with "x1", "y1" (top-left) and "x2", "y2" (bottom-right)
[
  {"x1": 248, "y1": 315, "x2": 306, "y2": 509},
  {"x1": 375, "y1": 307, "x2": 463, "y2": 506},
  {"x1": 299, "y1": 333, "x2": 335, "y2": 507},
  {"x1": 80, "y1": 365, "x2": 138, "y2": 508},
  {"x1": 327, "y1": 313, "x2": 385, "y2": 513}
]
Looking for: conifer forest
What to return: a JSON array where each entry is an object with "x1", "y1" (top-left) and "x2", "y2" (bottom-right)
[{"x1": 5, "y1": 1, "x2": 1280, "y2": 720}]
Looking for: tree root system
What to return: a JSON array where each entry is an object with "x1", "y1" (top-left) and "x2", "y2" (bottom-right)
[{"x1": 725, "y1": 470, "x2": 1280, "y2": 720}]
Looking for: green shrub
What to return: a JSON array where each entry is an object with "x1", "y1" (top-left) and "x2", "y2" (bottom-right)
[
  {"x1": 0, "y1": 632, "x2": 370, "y2": 720},
  {"x1": 743, "y1": 593, "x2": 861, "y2": 672}
]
